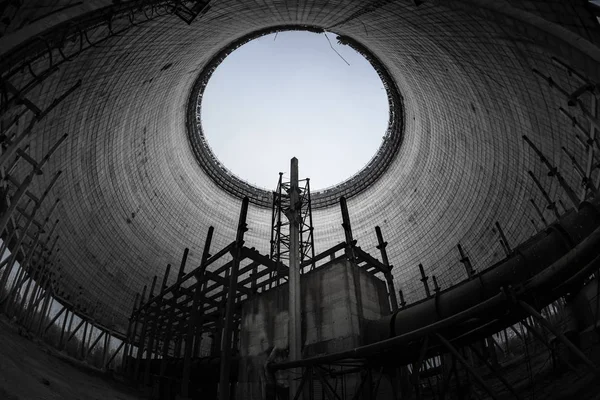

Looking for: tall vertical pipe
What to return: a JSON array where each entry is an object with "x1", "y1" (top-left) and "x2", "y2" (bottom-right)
[{"x1": 288, "y1": 157, "x2": 301, "y2": 399}]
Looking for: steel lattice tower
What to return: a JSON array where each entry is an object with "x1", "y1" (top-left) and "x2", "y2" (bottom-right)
[{"x1": 269, "y1": 166, "x2": 316, "y2": 278}]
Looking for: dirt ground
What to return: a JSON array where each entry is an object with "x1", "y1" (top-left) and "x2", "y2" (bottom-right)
[{"x1": 0, "y1": 316, "x2": 142, "y2": 400}]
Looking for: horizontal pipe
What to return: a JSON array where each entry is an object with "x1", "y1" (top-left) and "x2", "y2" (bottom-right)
[
  {"x1": 365, "y1": 196, "x2": 600, "y2": 344},
  {"x1": 271, "y1": 292, "x2": 506, "y2": 370},
  {"x1": 272, "y1": 195, "x2": 600, "y2": 370}
]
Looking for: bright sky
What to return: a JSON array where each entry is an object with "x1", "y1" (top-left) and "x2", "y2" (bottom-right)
[{"x1": 201, "y1": 31, "x2": 389, "y2": 191}]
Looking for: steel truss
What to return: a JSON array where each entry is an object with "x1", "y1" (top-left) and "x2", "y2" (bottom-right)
[
  {"x1": 118, "y1": 195, "x2": 399, "y2": 399},
  {"x1": 270, "y1": 172, "x2": 316, "y2": 275}
]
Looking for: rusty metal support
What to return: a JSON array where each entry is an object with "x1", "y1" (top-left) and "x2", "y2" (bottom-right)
[
  {"x1": 561, "y1": 146, "x2": 596, "y2": 195},
  {"x1": 432, "y1": 276, "x2": 440, "y2": 294},
  {"x1": 0, "y1": 172, "x2": 61, "y2": 295},
  {"x1": 529, "y1": 198, "x2": 549, "y2": 228},
  {"x1": 0, "y1": 81, "x2": 78, "y2": 169},
  {"x1": 27, "y1": 273, "x2": 50, "y2": 329},
  {"x1": 528, "y1": 170, "x2": 561, "y2": 220},
  {"x1": 102, "y1": 332, "x2": 110, "y2": 369},
  {"x1": 23, "y1": 239, "x2": 56, "y2": 326},
  {"x1": 144, "y1": 264, "x2": 172, "y2": 385},
  {"x1": 126, "y1": 284, "x2": 146, "y2": 375},
  {"x1": 305, "y1": 178, "x2": 316, "y2": 271},
  {"x1": 519, "y1": 300, "x2": 600, "y2": 377},
  {"x1": 411, "y1": 335, "x2": 429, "y2": 399},
  {"x1": 36, "y1": 288, "x2": 52, "y2": 335},
  {"x1": 122, "y1": 292, "x2": 139, "y2": 372},
  {"x1": 398, "y1": 289, "x2": 407, "y2": 308},
  {"x1": 80, "y1": 320, "x2": 89, "y2": 358},
  {"x1": 418, "y1": 264, "x2": 431, "y2": 298},
  {"x1": 66, "y1": 318, "x2": 85, "y2": 344},
  {"x1": 105, "y1": 340, "x2": 126, "y2": 370},
  {"x1": 4, "y1": 198, "x2": 59, "y2": 314},
  {"x1": 340, "y1": 196, "x2": 356, "y2": 262},
  {"x1": 520, "y1": 318, "x2": 579, "y2": 374},
  {"x1": 0, "y1": 169, "x2": 36, "y2": 235},
  {"x1": 160, "y1": 247, "x2": 192, "y2": 374},
  {"x1": 181, "y1": 262, "x2": 208, "y2": 395},
  {"x1": 134, "y1": 275, "x2": 157, "y2": 381},
  {"x1": 218, "y1": 197, "x2": 248, "y2": 400},
  {"x1": 523, "y1": 135, "x2": 580, "y2": 208},
  {"x1": 435, "y1": 333, "x2": 500, "y2": 400},
  {"x1": 193, "y1": 226, "x2": 214, "y2": 358},
  {"x1": 590, "y1": 95, "x2": 600, "y2": 192},
  {"x1": 14, "y1": 216, "x2": 58, "y2": 319},
  {"x1": 457, "y1": 243, "x2": 475, "y2": 279},
  {"x1": 376, "y1": 226, "x2": 398, "y2": 311},
  {"x1": 86, "y1": 329, "x2": 105, "y2": 358},
  {"x1": 495, "y1": 221, "x2": 511, "y2": 256},
  {"x1": 59, "y1": 308, "x2": 69, "y2": 348},
  {"x1": 43, "y1": 304, "x2": 66, "y2": 334}
]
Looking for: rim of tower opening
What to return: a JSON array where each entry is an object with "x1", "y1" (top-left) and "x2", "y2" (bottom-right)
[{"x1": 186, "y1": 25, "x2": 405, "y2": 209}]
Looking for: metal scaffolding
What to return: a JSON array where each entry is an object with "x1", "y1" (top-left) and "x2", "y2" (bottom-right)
[{"x1": 270, "y1": 163, "x2": 316, "y2": 275}]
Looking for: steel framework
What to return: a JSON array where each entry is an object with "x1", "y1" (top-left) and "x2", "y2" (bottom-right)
[{"x1": 270, "y1": 171, "x2": 316, "y2": 275}]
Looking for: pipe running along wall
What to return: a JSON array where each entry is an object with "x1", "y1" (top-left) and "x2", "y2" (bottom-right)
[
  {"x1": 365, "y1": 195, "x2": 600, "y2": 345},
  {"x1": 272, "y1": 194, "x2": 600, "y2": 370}
]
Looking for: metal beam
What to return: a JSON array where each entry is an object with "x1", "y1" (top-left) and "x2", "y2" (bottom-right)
[
  {"x1": 218, "y1": 197, "x2": 248, "y2": 400},
  {"x1": 288, "y1": 158, "x2": 302, "y2": 400}
]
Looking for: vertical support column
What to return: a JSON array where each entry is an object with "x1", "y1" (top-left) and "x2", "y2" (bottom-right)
[
  {"x1": 432, "y1": 276, "x2": 441, "y2": 294},
  {"x1": 161, "y1": 245, "x2": 191, "y2": 375},
  {"x1": 398, "y1": 289, "x2": 407, "y2": 309},
  {"x1": 0, "y1": 172, "x2": 62, "y2": 299},
  {"x1": 523, "y1": 135, "x2": 580, "y2": 208},
  {"x1": 340, "y1": 196, "x2": 355, "y2": 261},
  {"x1": 529, "y1": 199, "x2": 549, "y2": 228},
  {"x1": 194, "y1": 227, "x2": 213, "y2": 357},
  {"x1": 102, "y1": 332, "x2": 110, "y2": 371},
  {"x1": 419, "y1": 264, "x2": 431, "y2": 298},
  {"x1": 218, "y1": 197, "x2": 248, "y2": 400},
  {"x1": 36, "y1": 285, "x2": 52, "y2": 335},
  {"x1": 0, "y1": 132, "x2": 66, "y2": 235},
  {"x1": 81, "y1": 320, "x2": 89, "y2": 359},
  {"x1": 457, "y1": 244, "x2": 475, "y2": 279},
  {"x1": 495, "y1": 221, "x2": 511, "y2": 256},
  {"x1": 519, "y1": 300, "x2": 600, "y2": 377},
  {"x1": 135, "y1": 276, "x2": 157, "y2": 381},
  {"x1": 591, "y1": 95, "x2": 600, "y2": 191},
  {"x1": 127, "y1": 284, "x2": 146, "y2": 375},
  {"x1": 16, "y1": 215, "x2": 58, "y2": 320},
  {"x1": 288, "y1": 158, "x2": 302, "y2": 400},
  {"x1": 59, "y1": 308, "x2": 69, "y2": 348},
  {"x1": 144, "y1": 262, "x2": 172, "y2": 385},
  {"x1": 305, "y1": 178, "x2": 316, "y2": 271},
  {"x1": 0, "y1": 169, "x2": 35, "y2": 235},
  {"x1": 528, "y1": 171, "x2": 561, "y2": 220},
  {"x1": 24, "y1": 234, "x2": 56, "y2": 327},
  {"x1": 376, "y1": 226, "x2": 398, "y2": 312},
  {"x1": 181, "y1": 228, "x2": 212, "y2": 396},
  {"x1": 122, "y1": 293, "x2": 140, "y2": 372}
]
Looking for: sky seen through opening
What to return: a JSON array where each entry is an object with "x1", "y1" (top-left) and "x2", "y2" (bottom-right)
[{"x1": 201, "y1": 31, "x2": 389, "y2": 191}]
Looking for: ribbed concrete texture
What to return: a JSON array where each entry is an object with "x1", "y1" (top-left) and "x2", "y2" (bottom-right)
[{"x1": 2, "y1": 0, "x2": 600, "y2": 331}]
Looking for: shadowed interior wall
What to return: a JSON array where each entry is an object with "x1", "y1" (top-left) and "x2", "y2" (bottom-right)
[{"x1": 1, "y1": 0, "x2": 599, "y2": 331}]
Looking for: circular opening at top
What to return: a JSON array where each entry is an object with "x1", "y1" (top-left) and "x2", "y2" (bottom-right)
[
  {"x1": 187, "y1": 26, "x2": 404, "y2": 209},
  {"x1": 200, "y1": 30, "x2": 389, "y2": 191}
]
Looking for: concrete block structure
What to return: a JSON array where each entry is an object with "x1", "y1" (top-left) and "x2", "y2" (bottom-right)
[{"x1": 238, "y1": 259, "x2": 389, "y2": 399}]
